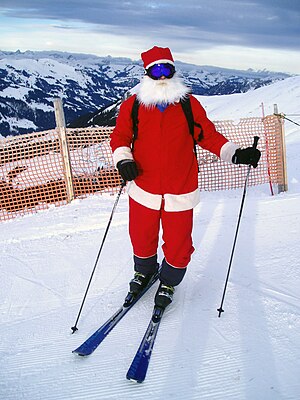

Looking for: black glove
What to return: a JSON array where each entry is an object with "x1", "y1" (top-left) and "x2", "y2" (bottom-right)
[
  {"x1": 232, "y1": 147, "x2": 261, "y2": 168},
  {"x1": 117, "y1": 159, "x2": 139, "y2": 181}
]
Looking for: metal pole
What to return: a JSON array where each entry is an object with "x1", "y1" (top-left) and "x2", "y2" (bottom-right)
[
  {"x1": 217, "y1": 136, "x2": 259, "y2": 317},
  {"x1": 71, "y1": 180, "x2": 126, "y2": 333}
]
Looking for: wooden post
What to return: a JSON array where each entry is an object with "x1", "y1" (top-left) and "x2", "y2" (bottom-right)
[
  {"x1": 274, "y1": 104, "x2": 288, "y2": 193},
  {"x1": 53, "y1": 98, "x2": 75, "y2": 202}
]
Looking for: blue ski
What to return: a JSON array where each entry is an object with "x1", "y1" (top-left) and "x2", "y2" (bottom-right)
[
  {"x1": 73, "y1": 272, "x2": 159, "y2": 356},
  {"x1": 126, "y1": 306, "x2": 164, "y2": 383}
]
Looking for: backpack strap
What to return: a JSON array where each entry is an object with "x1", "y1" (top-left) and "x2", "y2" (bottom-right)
[
  {"x1": 180, "y1": 97, "x2": 203, "y2": 166},
  {"x1": 180, "y1": 96, "x2": 203, "y2": 142},
  {"x1": 131, "y1": 97, "x2": 139, "y2": 151}
]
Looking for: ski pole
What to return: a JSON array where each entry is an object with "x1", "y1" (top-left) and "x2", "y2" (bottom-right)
[
  {"x1": 71, "y1": 179, "x2": 126, "y2": 333},
  {"x1": 217, "y1": 136, "x2": 259, "y2": 318}
]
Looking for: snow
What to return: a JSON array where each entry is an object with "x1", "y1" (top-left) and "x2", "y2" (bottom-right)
[
  {"x1": 1, "y1": 78, "x2": 300, "y2": 399},
  {"x1": 0, "y1": 86, "x2": 32, "y2": 100},
  {"x1": 1, "y1": 58, "x2": 91, "y2": 88},
  {"x1": 197, "y1": 76, "x2": 300, "y2": 123},
  {"x1": 2, "y1": 116, "x2": 38, "y2": 130}
]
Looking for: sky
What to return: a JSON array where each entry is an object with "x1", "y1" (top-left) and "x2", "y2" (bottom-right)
[{"x1": 0, "y1": 0, "x2": 299, "y2": 74}]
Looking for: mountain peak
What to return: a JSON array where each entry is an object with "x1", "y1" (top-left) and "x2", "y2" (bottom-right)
[{"x1": 0, "y1": 50, "x2": 292, "y2": 136}]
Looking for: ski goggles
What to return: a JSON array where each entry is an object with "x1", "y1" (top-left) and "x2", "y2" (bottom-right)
[{"x1": 146, "y1": 63, "x2": 176, "y2": 80}]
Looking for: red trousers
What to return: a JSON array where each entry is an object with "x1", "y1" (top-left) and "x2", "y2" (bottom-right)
[{"x1": 129, "y1": 197, "x2": 194, "y2": 268}]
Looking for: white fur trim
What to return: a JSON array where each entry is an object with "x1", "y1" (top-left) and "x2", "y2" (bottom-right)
[
  {"x1": 164, "y1": 259, "x2": 187, "y2": 269},
  {"x1": 112, "y1": 146, "x2": 133, "y2": 166},
  {"x1": 136, "y1": 75, "x2": 190, "y2": 107},
  {"x1": 127, "y1": 181, "x2": 162, "y2": 210},
  {"x1": 220, "y1": 142, "x2": 240, "y2": 163},
  {"x1": 164, "y1": 189, "x2": 200, "y2": 212},
  {"x1": 127, "y1": 181, "x2": 200, "y2": 212},
  {"x1": 133, "y1": 253, "x2": 157, "y2": 259},
  {"x1": 145, "y1": 59, "x2": 175, "y2": 69}
]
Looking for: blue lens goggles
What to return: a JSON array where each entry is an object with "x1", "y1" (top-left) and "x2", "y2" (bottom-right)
[{"x1": 146, "y1": 63, "x2": 176, "y2": 80}]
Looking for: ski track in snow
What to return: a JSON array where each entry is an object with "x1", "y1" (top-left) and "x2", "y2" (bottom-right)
[{"x1": 1, "y1": 189, "x2": 300, "y2": 400}]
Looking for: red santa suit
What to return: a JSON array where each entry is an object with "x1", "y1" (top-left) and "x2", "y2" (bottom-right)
[{"x1": 110, "y1": 47, "x2": 239, "y2": 286}]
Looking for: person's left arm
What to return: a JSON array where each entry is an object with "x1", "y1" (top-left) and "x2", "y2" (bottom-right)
[{"x1": 190, "y1": 96, "x2": 260, "y2": 167}]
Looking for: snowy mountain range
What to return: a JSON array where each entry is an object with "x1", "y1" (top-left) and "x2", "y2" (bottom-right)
[{"x1": 0, "y1": 50, "x2": 291, "y2": 136}]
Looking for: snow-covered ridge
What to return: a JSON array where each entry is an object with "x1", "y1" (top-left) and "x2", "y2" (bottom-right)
[
  {"x1": 0, "y1": 50, "x2": 291, "y2": 137},
  {"x1": 0, "y1": 50, "x2": 289, "y2": 78},
  {"x1": 70, "y1": 75, "x2": 300, "y2": 135},
  {"x1": 198, "y1": 75, "x2": 300, "y2": 121},
  {"x1": 0, "y1": 50, "x2": 135, "y2": 66}
]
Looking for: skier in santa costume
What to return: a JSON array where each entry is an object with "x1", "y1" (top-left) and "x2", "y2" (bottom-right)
[{"x1": 110, "y1": 46, "x2": 260, "y2": 309}]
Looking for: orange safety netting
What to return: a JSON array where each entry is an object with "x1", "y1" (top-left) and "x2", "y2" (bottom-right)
[
  {"x1": 197, "y1": 115, "x2": 284, "y2": 191},
  {"x1": 0, "y1": 115, "x2": 285, "y2": 222}
]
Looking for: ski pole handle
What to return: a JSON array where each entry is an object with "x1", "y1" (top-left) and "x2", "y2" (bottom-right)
[
  {"x1": 253, "y1": 136, "x2": 259, "y2": 149},
  {"x1": 250, "y1": 136, "x2": 260, "y2": 169}
]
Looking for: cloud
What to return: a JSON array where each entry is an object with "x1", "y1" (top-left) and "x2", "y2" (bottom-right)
[
  {"x1": 1, "y1": 0, "x2": 299, "y2": 52},
  {"x1": 0, "y1": 1, "x2": 299, "y2": 73}
]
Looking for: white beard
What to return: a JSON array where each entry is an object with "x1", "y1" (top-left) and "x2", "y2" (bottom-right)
[{"x1": 134, "y1": 74, "x2": 191, "y2": 107}]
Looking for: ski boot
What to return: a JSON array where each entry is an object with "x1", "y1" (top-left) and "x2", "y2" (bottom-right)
[
  {"x1": 154, "y1": 282, "x2": 175, "y2": 309},
  {"x1": 123, "y1": 272, "x2": 154, "y2": 307}
]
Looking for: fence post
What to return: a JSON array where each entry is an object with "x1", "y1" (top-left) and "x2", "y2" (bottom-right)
[
  {"x1": 53, "y1": 98, "x2": 75, "y2": 202},
  {"x1": 274, "y1": 104, "x2": 288, "y2": 193}
]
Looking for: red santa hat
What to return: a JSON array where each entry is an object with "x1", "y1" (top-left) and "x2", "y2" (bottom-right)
[{"x1": 141, "y1": 46, "x2": 175, "y2": 69}]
